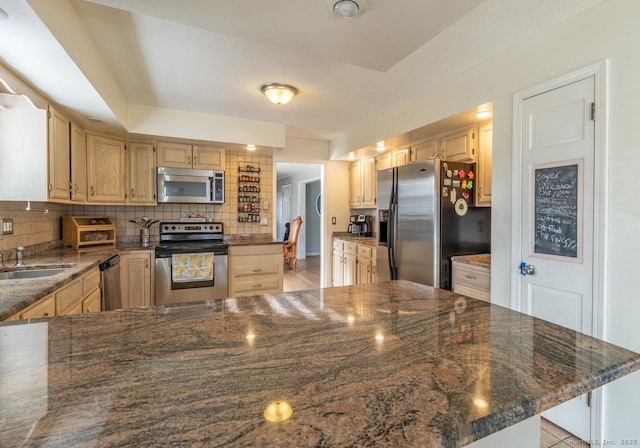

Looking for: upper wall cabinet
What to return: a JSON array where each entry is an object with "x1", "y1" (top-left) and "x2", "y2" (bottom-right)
[
  {"x1": 0, "y1": 93, "x2": 48, "y2": 201},
  {"x1": 377, "y1": 147, "x2": 409, "y2": 170},
  {"x1": 70, "y1": 123, "x2": 87, "y2": 202},
  {"x1": 410, "y1": 138, "x2": 438, "y2": 162},
  {"x1": 475, "y1": 120, "x2": 493, "y2": 207},
  {"x1": 440, "y1": 125, "x2": 476, "y2": 162},
  {"x1": 87, "y1": 133, "x2": 126, "y2": 203},
  {"x1": 47, "y1": 105, "x2": 71, "y2": 201},
  {"x1": 128, "y1": 142, "x2": 156, "y2": 205},
  {"x1": 157, "y1": 142, "x2": 225, "y2": 170},
  {"x1": 350, "y1": 158, "x2": 376, "y2": 208}
]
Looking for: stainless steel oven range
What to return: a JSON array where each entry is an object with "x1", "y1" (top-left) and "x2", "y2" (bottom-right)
[{"x1": 155, "y1": 221, "x2": 228, "y2": 305}]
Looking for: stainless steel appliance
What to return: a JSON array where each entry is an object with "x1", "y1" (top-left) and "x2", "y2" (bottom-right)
[
  {"x1": 157, "y1": 167, "x2": 225, "y2": 204},
  {"x1": 155, "y1": 221, "x2": 228, "y2": 305},
  {"x1": 99, "y1": 254, "x2": 121, "y2": 310},
  {"x1": 348, "y1": 214, "x2": 373, "y2": 237},
  {"x1": 377, "y1": 160, "x2": 490, "y2": 290}
]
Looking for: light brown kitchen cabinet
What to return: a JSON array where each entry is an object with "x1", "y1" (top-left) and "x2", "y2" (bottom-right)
[
  {"x1": 157, "y1": 142, "x2": 225, "y2": 170},
  {"x1": 332, "y1": 240, "x2": 357, "y2": 287},
  {"x1": 128, "y1": 141, "x2": 156, "y2": 204},
  {"x1": 356, "y1": 244, "x2": 376, "y2": 284},
  {"x1": 19, "y1": 294, "x2": 56, "y2": 320},
  {"x1": 87, "y1": 133, "x2": 126, "y2": 203},
  {"x1": 82, "y1": 288, "x2": 101, "y2": 313},
  {"x1": 70, "y1": 123, "x2": 88, "y2": 202},
  {"x1": 475, "y1": 120, "x2": 493, "y2": 207},
  {"x1": 229, "y1": 244, "x2": 283, "y2": 297},
  {"x1": 452, "y1": 261, "x2": 491, "y2": 302},
  {"x1": 332, "y1": 240, "x2": 344, "y2": 287},
  {"x1": 440, "y1": 125, "x2": 476, "y2": 162},
  {"x1": 377, "y1": 148, "x2": 409, "y2": 170},
  {"x1": 349, "y1": 158, "x2": 376, "y2": 208},
  {"x1": 55, "y1": 278, "x2": 83, "y2": 316},
  {"x1": 120, "y1": 250, "x2": 154, "y2": 309},
  {"x1": 410, "y1": 138, "x2": 438, "y2": 162},
  {"x1": 47, "y1": 105, "x2": 71, "y2": 201}
]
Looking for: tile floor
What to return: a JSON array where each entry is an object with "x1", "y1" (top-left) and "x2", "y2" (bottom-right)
[{"x1": 541, "y1": 418, "x2": 590, "y2": 447}]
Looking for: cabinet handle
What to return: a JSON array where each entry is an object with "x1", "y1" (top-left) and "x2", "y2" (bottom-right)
[
  {"x1": 145, "y1": 259, "x2": 149, "y2": 269},
  {"x1": 193, "y1": 155, "x2": 197, "y2": 165},
  {"x1": 253, "y1": 284, "x2": 262, "y2": 288},
  {"x1": 69, "y1": 181, "x2": 73, "y2": 193},
  {"x1": 74, "y1": 183, "x2": 79, "y2": 193},
  {"x1": 43, "y1": 312, "x2": 49, "y2": 317},
  {"x1": 252, "y1": 268, "x2": 262, "y2": 273},
  {"x1": 187, "y1": 155, "x2": 191, "y2": 165},
  {"x1": 90, "y1": 186, "x2": 95, "y2": 197},
  {"x1": 465, "y1": 274, "x2": 477, "y2": 280},
  {"x1": 131, "y1": 188, "x2": 135, "y2": 198}
]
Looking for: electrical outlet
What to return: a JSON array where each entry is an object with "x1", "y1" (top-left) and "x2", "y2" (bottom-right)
[
  {"x1": 263, "y1": 201, "x2": 269, "y2": 210},
  {"x1": 1, "y1": 218, "x2": 13, "y2": 235},
  {"x1": 260, "y1": 217, "x2": 268, "y2": 226},
  {"x1": 331, "y1": 217, "x2": 336, "y2": 225}
]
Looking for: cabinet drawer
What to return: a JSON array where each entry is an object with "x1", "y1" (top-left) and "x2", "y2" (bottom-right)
[
  {"x1": 343, "y1": 242, "x2": 357, "y2": 255},
  {"x1": 232, "y1": 274, "x2": 281, "y2": 296},
  {"x1": 357, "y1": 245, "x2": 373, "y2": 259},
  {"x1": 452, "y1": 263, "x2": 490, "y2": 292},
  {"x1": 232, "y1": 255, "x2": 281, "y2": 277},
  {"x1": 82, "y1": 268, "x2": 101, "y2": 295},
  {"x1": 453, "y1": 284, "x2": 491, "y2": 302},
  {"x1": 20, "y1": 294, "x2": 55, "y2": 319},
  {"x1": 333, "y1": 240, "x2": 343, "y2": 251},
  {"x1": 55, "y1": 278, "x2": 83, "y2": 315}
]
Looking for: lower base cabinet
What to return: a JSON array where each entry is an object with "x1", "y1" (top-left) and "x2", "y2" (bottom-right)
[
  {"x1": 229, "y1": 244, "x2": 283, "y2": 297},
  {"x1": 333, "y1": 239, "x2": 376, "y2": 286},
  {"x1": 10, "y1": 267, "x2": 101, "y2": 320},
  {"x1": 120, "y1": 250, "x2": 154, "y2": 309},
  {"x1": 452, "y1": 261, "x2": 491, "y2": 302}
]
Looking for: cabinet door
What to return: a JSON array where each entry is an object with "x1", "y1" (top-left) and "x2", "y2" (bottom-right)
[
  {"x1": 411, "y1": 139, "x2": 438, "y2": 162},
  {"x1": 70, "y1": 123, "x2": 87, "y2": 202},
  {"x1": 376, "y1": 152, "x2": 391, "y2": 171},
  {"x1": 82, "y1": 288, "x2": 102, "y2": 313},
  {"x1": 157, "y1": 142, "x2": 192, "y2": 168},
  {"x1": 361, "y1": 157, "x2": 377, "y2": 207},
  {"x1": 87, "y1": 134, "x2": 126, "y2": 202},
  {"x1": 193, "y1": 145, "x2": 225, "y2": 170},
  {"x1": 128, "y1": 142, "x2": 156, "y2": 204},
  {"x1": 332, "y1": 249, "x2": 344, "y2": 287},
  {"x1": 120, "y1": 252, "x2": 152, "y2": 309},
  {"x1": 476, "y1": 120, "x2": 493, "y2": 207},
  {"x1": 48, "y1": 105, "x2": 70, "y2": 201},
  {"x1": 20, "y1": 294, "x2": 55, "y2": 319},
  {"x1": 440, "y1": 125, "x2": 476, "y2": 162},
  {"x1": 392, "y1": 148, "x2": 410, "y2": 167},
  {"x1": 349, "y1": 161, "x2": 362, "y2": 208},
  {"x1": 344, "y1": 253, "x2": 357, "y2": 286},
  {"x1": 55, "y1": 278, "x2": 83, "y2": 316}
]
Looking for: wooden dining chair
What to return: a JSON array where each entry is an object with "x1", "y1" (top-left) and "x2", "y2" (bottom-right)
[{"x1": 283, "y1": 216, "x2": 303, "y2": 271}]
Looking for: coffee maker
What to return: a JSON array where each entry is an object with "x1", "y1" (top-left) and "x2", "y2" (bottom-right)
[{"x1": 348, "y1": 214, "x2": 373, "y2": 237}]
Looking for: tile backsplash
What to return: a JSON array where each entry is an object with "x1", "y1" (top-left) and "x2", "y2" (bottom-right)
[{"x1": 0, "y1": 152, "x2": 274, "y2": 258}]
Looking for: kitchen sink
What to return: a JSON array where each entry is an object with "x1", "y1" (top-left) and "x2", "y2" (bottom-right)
[{"x1": 0, "y1": 267, "x2": 68, "y2": 280}]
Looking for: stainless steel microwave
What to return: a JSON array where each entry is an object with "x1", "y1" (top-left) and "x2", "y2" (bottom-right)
[{"x1": 157, "y1": 167, "x2": 225, "y2": 204}]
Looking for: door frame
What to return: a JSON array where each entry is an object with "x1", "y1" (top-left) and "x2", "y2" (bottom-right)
[{"x1": 511, "y1": 60, "x2": 609, "y2": 440}]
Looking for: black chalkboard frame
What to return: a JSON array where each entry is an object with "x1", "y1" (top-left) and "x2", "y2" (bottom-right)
[{"x1": 529, "y1": 159, "x2": 583, "y2": 263}]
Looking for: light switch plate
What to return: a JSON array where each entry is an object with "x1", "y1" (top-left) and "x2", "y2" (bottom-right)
[
  {"x1": 260, "y1": 217, "x2": 268, "y2": 226},
  {"x1": 1, "y1": 218, "x2": 13, "y2": 235}
]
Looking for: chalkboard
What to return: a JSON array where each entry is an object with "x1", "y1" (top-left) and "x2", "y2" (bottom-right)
[{"x1": 534, "y1": 164, "x2": 579, "y2": 258}]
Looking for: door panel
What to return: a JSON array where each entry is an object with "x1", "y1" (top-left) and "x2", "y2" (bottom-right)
[{"x1": 519, "y1": 76, "x2": 595, "y2": 441}]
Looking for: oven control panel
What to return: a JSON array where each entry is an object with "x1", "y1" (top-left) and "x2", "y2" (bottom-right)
[{"x1": 160, "y1": 222, "x2": 223, "y2": 234}]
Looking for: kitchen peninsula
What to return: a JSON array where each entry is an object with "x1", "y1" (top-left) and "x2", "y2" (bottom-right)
[{"x1": 1, "y1": 281, "x2": 638, "y2": 447}]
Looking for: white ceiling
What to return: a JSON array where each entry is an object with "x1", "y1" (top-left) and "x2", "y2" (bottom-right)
[{"x1": 0, "y1": 0, "x2": 603, "y2": 143}]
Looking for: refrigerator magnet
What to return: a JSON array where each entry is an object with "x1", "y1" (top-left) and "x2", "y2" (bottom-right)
[
  {"x1": 466, "y1": 180, "x2": 473, "y2": 189},
  {"x1": 452, "y1": 180, "x2": 461, "y2": 188},
  {"x1": 453, "y1": 169, "x2": 459, "y2": 177},
  {"x1": 442, "y1": 187, "x2": 449, "y2": 197},
  {"x1": 443, "y1": 178, "x2": 452, "y2": 186},
  {"x1": 459, "y1": 169, "x2": 466, "y2": 179},
  {"x1": 461, "y1": 180, "x2": 468, "y2": 189},
  {"x1": 455, "y1": 198, "x2": 468, "y2": 216},
  {"x1": 447, "y1": 169, "x2": 453, "y2": 178},
  {"x1": 462, "y1": 191, "x2": 470, "y2": 200},
  {"x1": 450, "y1": 188, "x2": 457, "y2": 204},
  {"x1": 468, "y1": 171, "x2": 475, "y2": 180}
]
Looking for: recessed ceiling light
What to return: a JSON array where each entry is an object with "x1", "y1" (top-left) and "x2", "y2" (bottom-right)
[
  {"x1": 375, "y1": 141, "x2": 386, "y2": 152},
  {"x1": 0, "y1": 8, "x2": 9, "y2": 20},
  {"x1": 333, "y1": 0, "x2": 359, "y2": 19},
  {"x1": 473, "y1": 110, "x2": 492, "y2": 119},
  {"x1": 246, "y1": 144, "x2": 256, "y2": 152}
]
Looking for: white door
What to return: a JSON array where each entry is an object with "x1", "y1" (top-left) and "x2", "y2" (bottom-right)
[{"x1": 518, "y1": 76, "x2": 595, "y2": 440}]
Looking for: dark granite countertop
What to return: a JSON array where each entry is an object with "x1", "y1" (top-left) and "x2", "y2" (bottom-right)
[
  {"x1": 451, "y1": 254, "x2": 491, "y2": 269},
  {"x1": 0, "y1": 280, "x2": 638, "y2": 447}
]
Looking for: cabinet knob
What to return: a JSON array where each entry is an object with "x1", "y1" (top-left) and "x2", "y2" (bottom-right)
[
  {"x1": 131, "y1": 188, "x2": 135, "y2": 198},
  {"x1": 187, "y1": 155, "x2": 191, "y2": 165},
  {"x1": 193, "y1": 156, "x2": 197, "y2": 164},
  {"x1": 252, "y1": 268, "x2": 262, "y2": 273},
  {"x1": 90, "y1": 186, "x2": 95, "y2": 197},
  {"x1": 253, "y1": 284, "x2": 262, "y2": 288}
]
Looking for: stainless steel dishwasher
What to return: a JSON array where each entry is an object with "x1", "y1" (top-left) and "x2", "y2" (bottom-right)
[{"x1": 99, "y1": 254, "x2": 122, "y2": 310}]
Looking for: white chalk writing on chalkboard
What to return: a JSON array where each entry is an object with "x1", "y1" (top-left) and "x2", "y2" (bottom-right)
[{"x1": 534, "y1": 164, "x2": 579, "y2": 258}]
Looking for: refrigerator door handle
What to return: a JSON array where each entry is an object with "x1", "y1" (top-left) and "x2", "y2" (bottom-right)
[{"x1": 389, "y1": 203, "x2": 398, "y2": 280}]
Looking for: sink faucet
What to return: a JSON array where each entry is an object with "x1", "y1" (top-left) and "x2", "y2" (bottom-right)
[{"x1": 16, "y1": 246, "x2": 24, "y2": 266}]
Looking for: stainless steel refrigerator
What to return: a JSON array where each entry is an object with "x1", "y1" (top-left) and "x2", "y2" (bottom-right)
[{"x1": 376, "y1": 160, "x2": 491, "y2": 290}]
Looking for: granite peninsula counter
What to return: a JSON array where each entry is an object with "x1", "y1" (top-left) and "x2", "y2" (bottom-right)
[{"x1": 1, "y1": 280, "x2": 639, "y2": 447}]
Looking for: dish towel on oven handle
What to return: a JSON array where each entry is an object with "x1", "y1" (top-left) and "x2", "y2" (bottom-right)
[{"x1": 172, "y1": 253, "x2": 214, "y2": 282}]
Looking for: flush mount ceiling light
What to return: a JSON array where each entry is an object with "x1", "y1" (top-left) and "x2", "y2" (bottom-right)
[
  {"x1": 246, "y1": 144, "x2": 256, "y2": 152},
  {"x1": 261, "y1": 83, "x2": 298, "y2": 105},
  {"x1": 333, "y1": 0, "x2": 359, "y2": 19},
  {"x1": 473, "y1": 110, "x2": 493, "y2": 119},
  {"x1": 375, "y1": 141, "x2": 386, "y2": 152}
]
